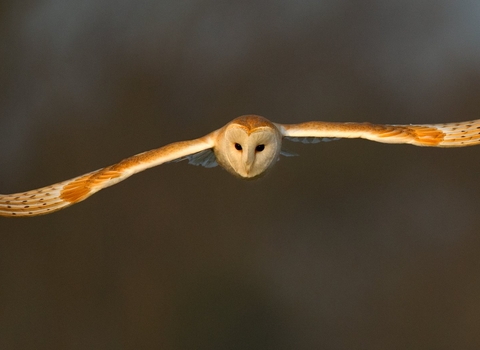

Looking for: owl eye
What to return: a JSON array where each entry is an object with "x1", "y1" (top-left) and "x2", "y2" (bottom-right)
[
  {"x1": 234, "y1": 143, "x2": 242, "y2": 151},
  {"x1": 255, "y1": 144, "x2": 265, "y2": 152}
]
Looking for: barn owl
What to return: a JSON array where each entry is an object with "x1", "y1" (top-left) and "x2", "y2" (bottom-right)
[{"x1": 1, "y1": 115, "x2": 480, "y2": 217}]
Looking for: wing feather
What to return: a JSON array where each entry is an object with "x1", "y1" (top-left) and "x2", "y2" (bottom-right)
[
  {"x1": 277, "y1": 119, "x2": 480, "y2": 147},
  {"x1": 171, "y1": 148, "x2": 218, "y2": 168},
  {"x1": 0, "y1": 132, "x2": 217, "y2": 217}
]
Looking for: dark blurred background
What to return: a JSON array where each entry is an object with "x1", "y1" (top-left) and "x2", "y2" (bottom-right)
[{"x1": 1, "y1": 1, "x2": 480, "y2": 349}]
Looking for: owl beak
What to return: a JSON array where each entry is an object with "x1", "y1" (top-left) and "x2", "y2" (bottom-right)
[
  {"x1": 245, "y1": 162, "x2": 252, "y2": 174},
  {"x1": 243, "y1": 149, "x2": 255, "y2": 175}
]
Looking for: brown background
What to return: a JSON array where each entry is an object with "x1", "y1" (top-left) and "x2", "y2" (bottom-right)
[{"x1": 1, "y1": 1, "x2": 480, "y2": 349}]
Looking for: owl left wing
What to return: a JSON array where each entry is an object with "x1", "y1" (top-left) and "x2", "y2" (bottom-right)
[
  {"x1": 276, "y1": 119, "x2": 480, "y2": 147},
  {"x1": 0, "y1": 132, "x2": 218, "y2": 217}
]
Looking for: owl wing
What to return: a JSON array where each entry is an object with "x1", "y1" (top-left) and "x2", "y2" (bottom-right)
[
  {"x1": 0, "y1": 132, "x2": 217, "y2": 217},
  {"x1": 277, "y1": 119, "x2": 480, "y2": 147}
]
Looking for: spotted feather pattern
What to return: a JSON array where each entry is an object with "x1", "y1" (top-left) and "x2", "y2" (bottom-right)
[
  {"x1": 278, "y1": 118, "x2": 480, "y2": 147},
  {"x1": 0, "y1": 170, "x2": 105, "y2": 217},
  {"x1": 0, "y1": 136, "x2": 215, "y2": 217}
]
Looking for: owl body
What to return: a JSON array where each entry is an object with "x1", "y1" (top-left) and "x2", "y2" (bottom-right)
[{"x1": 2, "y1": 114, "x2": 480, "y2": 217}]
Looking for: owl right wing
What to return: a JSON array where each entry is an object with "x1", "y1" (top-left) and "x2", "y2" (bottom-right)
[
  {"x1": 0, "y1": 131, "x2": 218, "y2": 217},
  {"x1": 277, "y1": 118, "x2": 480, "y2": 147}
]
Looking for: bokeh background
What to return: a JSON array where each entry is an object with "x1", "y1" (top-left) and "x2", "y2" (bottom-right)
[{"x1": 1, "y1": 1, "x2": 480, "y2": 349}]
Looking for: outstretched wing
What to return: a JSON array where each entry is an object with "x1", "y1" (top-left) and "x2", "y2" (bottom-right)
[
  {"x1": 277, "y1": 119, "x2": 480, "y2": 147},
  {"x1": 0, "y1": 132, "x2": 217, "y2": 217}
]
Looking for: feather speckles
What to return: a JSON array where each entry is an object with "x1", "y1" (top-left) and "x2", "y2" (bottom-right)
[
  {"x1": 282, "y1": 118, "x2": 480, "y2": 147},
  {"x1": 1, "y1": 115, "x2": 480, "y2": 217},
  {"x1": 0, "y1": 185, "x2": 65, "y2": 216}
]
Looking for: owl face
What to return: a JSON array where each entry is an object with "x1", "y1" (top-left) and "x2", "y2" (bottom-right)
[{"x1": 214, "y1": 116, "x2": 282, "y2": 179}]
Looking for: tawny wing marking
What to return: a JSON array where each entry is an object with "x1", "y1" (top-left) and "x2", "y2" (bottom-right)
[
  {"x1": 277, "y1": 119, "x2": 480, "y2": 147},
  {"x1": 0, "y1": 133, "x2": 217, "y2": 217}
]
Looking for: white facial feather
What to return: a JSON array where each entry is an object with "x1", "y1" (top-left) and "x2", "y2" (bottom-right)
[
  {"x1": 214, "y1": 121, "x2": 282, "y2": 179},
  {"x1": 2, "y1": 114, "x2": 480, "y2": 217}
]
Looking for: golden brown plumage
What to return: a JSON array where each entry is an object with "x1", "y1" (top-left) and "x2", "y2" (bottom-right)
[
  {"x1": 278, "y1": 119, "x2": 480, "y2": 147},
  {"x1": 1, "y1": 115, "x2": 479, "y2": 217}
]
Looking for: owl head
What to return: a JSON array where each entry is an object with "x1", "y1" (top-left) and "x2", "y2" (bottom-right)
[{"x1": 214, "y1": 115, "x2": 282, "y2": 179}]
